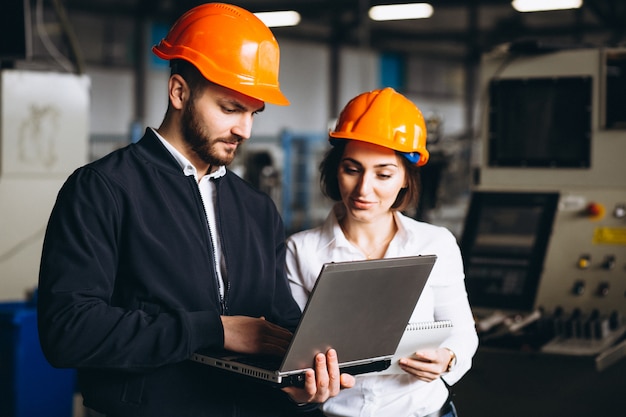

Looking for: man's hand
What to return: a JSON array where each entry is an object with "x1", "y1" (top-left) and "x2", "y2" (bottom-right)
[
  {"x1": 282, "y1": 349, "x2": 355, "y2": 404},
  {"x1": 221, "y1": 316, "x2": 292, "y2": 356}
]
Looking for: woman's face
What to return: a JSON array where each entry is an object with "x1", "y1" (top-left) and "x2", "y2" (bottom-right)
[{"x1": 337, "y1": 140, "x2": 407, "y2": 224}]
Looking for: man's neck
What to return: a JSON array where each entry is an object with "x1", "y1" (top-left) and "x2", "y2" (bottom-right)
[{"x1": 156, "y1": 126, "x2": 213, "y2": 176}]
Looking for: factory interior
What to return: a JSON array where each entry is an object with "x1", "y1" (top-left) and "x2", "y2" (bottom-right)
[{"x1": 1, "y1": 0, "x2": 625, "y2": 416}]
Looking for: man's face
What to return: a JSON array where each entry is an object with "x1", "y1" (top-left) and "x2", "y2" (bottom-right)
[{"x1": 181, "y1": 82, "x2": 265, "y2": 168}]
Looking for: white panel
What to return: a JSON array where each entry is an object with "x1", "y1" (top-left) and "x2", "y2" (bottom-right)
[
  {"x1": 0, "y1": 69, "x2": 90, "y2": 301},
  {"x1": 0, "y1": 178, "x2": 67, "y2": 301},
  {"x1": 1, "y1": 70, "x2": 90, "y2": 176},
  {"x1": 477, "y1": 48, "x2": 626, "y2": 190}
]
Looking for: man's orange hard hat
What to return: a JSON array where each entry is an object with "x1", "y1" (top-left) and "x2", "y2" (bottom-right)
[{"x1": 152, "y1": 3, "x2": 289, "y2": 106}]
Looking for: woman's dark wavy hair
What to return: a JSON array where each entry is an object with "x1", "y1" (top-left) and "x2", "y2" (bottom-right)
[{"x1": 319, "y1": 139, "x2": 421, "y2": 212}]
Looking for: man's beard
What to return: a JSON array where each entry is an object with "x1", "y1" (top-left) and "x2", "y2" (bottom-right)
[{"x1": 181, "y1": 99, "x2": 241, "y2": 167}]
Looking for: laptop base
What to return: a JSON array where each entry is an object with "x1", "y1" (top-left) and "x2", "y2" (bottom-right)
[{"x1": 252, "y1": 359, "x2": 392, "y2": 388}]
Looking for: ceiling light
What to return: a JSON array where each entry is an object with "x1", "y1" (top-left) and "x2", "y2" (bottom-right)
[
  {"x1": 254, "y1": 11, "x2": 301, "y2": 27},
  {"x1": 512, "y1": 0, "x2": 583, "y2": 12},
  {"x1": 368, "y1": 3, "x2": 434, "y2": 21}
]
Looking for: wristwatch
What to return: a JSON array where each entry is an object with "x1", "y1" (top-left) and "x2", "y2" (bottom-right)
[{"x1": 444, "y1": 348, "x2": 456, "y2": 373}]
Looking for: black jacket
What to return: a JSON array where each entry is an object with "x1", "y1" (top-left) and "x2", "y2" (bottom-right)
[{"x1": 38, "y1": 129, "x2": 306, "y2": 416}]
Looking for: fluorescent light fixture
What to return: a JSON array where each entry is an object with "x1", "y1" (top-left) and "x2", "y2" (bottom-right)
[
  {"x1": 254, "y1": 11, "x2": 301, "y2": 27},
  {"x1": 369, "y1": 3, "x2": 434, "y2": 21},
  {"x1": 512, "y1": 0, "x2": 583, "y2": 12}
]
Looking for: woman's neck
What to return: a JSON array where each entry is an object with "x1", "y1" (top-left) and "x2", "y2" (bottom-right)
[{"x1": 339, "y1": 213, "x2": 397, "y2": 259}]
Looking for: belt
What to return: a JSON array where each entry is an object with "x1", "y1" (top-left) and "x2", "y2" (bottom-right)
[{"x1": 423, "y1": 399, "x2": 454, "y2": 417}]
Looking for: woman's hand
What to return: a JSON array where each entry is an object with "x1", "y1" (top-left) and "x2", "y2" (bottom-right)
[
  {"x1": 398, "y1": 347, "x2": 454, "y2": 382},
  {"x1": 282, "y1": 349, "x2": 355, "y2": 404}
]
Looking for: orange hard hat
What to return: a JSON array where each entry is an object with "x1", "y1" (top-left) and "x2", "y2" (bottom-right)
[
  {"x1": 329, "y1": 87, "x2": 429, "y2": 166},
  {"x1": 152, "y1": 3, "x2": 289, "y2": 106}
]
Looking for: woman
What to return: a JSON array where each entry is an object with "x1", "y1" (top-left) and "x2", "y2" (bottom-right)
[{"x1": 285, "y1": 88, "x2": 478, "y2": 417}]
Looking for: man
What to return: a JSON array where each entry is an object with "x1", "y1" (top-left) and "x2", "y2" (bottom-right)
[{"x1": 37, "y1": 4, "x2": 353, "y2": 416}]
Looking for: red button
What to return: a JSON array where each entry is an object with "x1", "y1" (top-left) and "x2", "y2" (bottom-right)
[{"x1": 586, "y1": 202, "x2": 605, "y2": 219}]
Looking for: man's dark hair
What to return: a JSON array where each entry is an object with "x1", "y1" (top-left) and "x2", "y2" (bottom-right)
[{"x1": 170, "y1": 59, "x2": 212, "y2": 100}]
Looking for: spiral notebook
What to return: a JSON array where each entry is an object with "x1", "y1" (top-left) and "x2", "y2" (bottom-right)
[{"x1": 376, "y1": 320, "x2": 453, "y2": 375}]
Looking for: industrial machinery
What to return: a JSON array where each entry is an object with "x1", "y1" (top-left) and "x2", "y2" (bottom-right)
[
  {"x1": 0, "y1": 68, "x2": 89, "y2": 417},
  {"x1": 0, "y1": 69, "x2": 89, "y2": 301},
  {"x1": 279, "y1": 130, "x2": 331, "y2": 234},
  {"x1": 452, "y1": 46, "x2": 626, "y2": 416}
]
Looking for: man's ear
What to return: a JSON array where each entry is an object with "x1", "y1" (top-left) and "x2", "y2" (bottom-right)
[{"x1": 168, "y1": 74, "x2": 187, "y2": 110}]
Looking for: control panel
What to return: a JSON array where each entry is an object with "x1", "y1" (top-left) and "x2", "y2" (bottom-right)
[
  {"x1": 466, "y1": 47, "x2": 626, "y2": 368},
  {"x1": 536, "y1": 188, "x2": 626, "y2": 317}
]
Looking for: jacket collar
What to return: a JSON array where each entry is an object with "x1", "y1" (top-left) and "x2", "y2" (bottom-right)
[
  {"x1": 133, "y1": 128, "x2": 227, "y2": 180},
  {"x1": 151, "y1": 128, "x2": 226, "y2": 180},
  {"x1": 133, "y1": 128, "x2": 185, "y2": 174}
]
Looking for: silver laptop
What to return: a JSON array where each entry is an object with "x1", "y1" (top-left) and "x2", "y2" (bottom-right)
[{"x1": 191, "y1": 254, "x2": 437, "y2": 387}]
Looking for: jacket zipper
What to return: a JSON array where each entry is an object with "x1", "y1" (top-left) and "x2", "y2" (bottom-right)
[
  {"x1": 207, "y1": 215, "x2": 227, "y2": 315},
  {"x1": 192, "y1": 176, "x2": 227, "y2": 315},
  {"x1": 213, "y1": 178, "x2": 229, "y2": 315}
]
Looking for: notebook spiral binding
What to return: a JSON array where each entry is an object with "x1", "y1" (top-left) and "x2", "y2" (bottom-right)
[{"x1": 406, "y1": 320, "x2": 453, "y2": 331}]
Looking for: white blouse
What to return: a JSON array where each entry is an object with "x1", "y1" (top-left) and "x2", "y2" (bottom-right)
[{"x1": 286, "y1": 204, "x2": 479, "y2": 417}]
